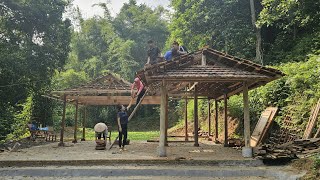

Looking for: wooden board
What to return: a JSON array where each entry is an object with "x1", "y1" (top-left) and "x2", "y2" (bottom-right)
[
  {"x1": 304, "y1": 99, "x2": 320, "y2": 139},
  {"x1": 250, "y1": 107, "x2": 278, "y2": 147},
  {"x1": 66, "y1": 95, "x2": 161, "y2": 105}
]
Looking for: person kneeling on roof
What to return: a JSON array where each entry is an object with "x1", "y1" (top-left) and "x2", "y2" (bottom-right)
[
  {"x1": 130, "y1": 77, "x2": 146, "y2": 107},
  {"x1": 94, "y1": 122, "x2": 108, "y2": 140},
  {"x1": 172, "y1": 41, "x2": 188, "y2": 58}
]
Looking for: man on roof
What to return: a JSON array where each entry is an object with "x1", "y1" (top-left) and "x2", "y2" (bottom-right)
[{"x1": 146, "y1": 40, "x2": 161, "y2": 65}]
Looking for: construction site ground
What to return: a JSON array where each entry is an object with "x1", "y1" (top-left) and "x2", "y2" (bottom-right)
[
  {"x1": 0, "y1": 140, "x2": 251, "y2": 163},
  {"x1": 0, "y1": 140, "x2": 307, "y2": 179}
]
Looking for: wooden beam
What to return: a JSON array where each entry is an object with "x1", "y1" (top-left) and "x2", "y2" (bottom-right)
[
  {"x1": 159, "y1": 80, "x2": 167, "y2": 157},
  {"x1": 187, "y1": 82, "x2": 198, "y2": 91},
  {"x1": 149, "y1": 76, "x2": 271, "y2": 82},
  {"x1": 185, "y1": 98, "x2": 188, "y2": 141},
  {"x1": 66, "y1": 96, "x2": 161, "y2": 105},
  {"x1": 223, "y1": 94, "x2": 228, "y2": 147},
  {"x1": 214, "y1": 99, "x2": 219, "y2": 141},
  {"x1": 72, "y1": 100, "x2": 78, "y2": 143},
  {"x1": 208, "y1": 99, "x2": 211, "y2": 136},
  {"x1": 81, "y1": 107, "x2": 87, "y2": 141},
  {"x1": 194, "y1": 85, "x2": 199, "y2": 147},
  {"x1": 202, "y1": 52, "x2": 207, "y2": 65},
  {"x1": 58, "y1": 94, "x2": 67, "y2": 147},
  {"x1": 52, "y1": 89, "x2": 131, "y2": 95},
  {"x1": 165, "y1": 93, "x2": 168, "y2": 146},
  {"x1": 243, "y1": 82, "x2": 250, "y2": 148},
  {"x1": 215, "y1": 81, "x2": 257, "y2": 100}
]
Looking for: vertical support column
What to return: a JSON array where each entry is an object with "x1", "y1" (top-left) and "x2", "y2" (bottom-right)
[
  {"x1": 72, "y1": 100, "x2": 78, "y2": 143},
  {"x1": 202, "y1": 53, "x2": 207, "y2": 66},
  {"x1": 185, "y1": 98, "x2": 188, "y2": 141},
  {"x1": 58, "y1": 94, "x2": 67, "y2": 147},
  {"x1": 165, "y1": 93, "x2": 168, "y2": 146},
  {"x1": 242, "y1": 82, "x2": 252, "y2": 157},
  {"x1": 208, "y1": 99, "x2": 211, "y2": 137},
  {"x1": 194, "y1": 85, "x2": 199, "y2": 147},
  {"x1": 81, "y1": 107, "x2": 86, "y2": 141},
  {"x1": 224, "y1": 93, "x2": 228, "y2": 147},
  {"x1": 214, "y1": 99, "x2": 219, "y2": 142},
  {"x1": 159, "y1": 80, "x2": 167, "y2": 157}
]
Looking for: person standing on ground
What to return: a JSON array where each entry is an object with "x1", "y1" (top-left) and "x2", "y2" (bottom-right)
[
  {"x1": 130, "y1": 77, "x2": 146, "y2": 107},
  {"x1": 117, "y1": 105, "x2": 129, "y2": 151},
  {"x1": 146, "y1": 40, "x2": 161, "y2": 65}
]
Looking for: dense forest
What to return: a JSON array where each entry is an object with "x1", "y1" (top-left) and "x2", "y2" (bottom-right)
[{"x1": 0, "y1": 0, "x2": 319, "y2": 147}]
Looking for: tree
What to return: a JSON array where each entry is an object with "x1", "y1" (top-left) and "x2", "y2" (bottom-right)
[
  {"x1": 0, "y1": 0, "x2": 71, "y2": 140},
  {"x1": 169, "y1": 0, "x2": 256, "y2": 59},
  {"x1": 113, "y1": 0, "x2": 169, "y2": 69},
  {"x1": 250, "y1": 0, "x2": 263, "y2": 64}
]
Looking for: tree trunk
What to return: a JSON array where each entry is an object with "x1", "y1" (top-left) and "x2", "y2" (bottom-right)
[{"x1": 250, "y1": 0, "x2": 263, "y2": 65}]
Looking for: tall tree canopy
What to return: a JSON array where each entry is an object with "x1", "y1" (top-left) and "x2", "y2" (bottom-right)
[
  {"x1": 169, "y1": 0, "x2": 256, "y2": 59},
  {"x1": 0, "y1": 0, "x2": 71, "y2": 140}
]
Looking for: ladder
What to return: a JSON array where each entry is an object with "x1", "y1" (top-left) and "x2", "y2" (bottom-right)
[{"x1": 108, "y1": 88, "x2": 149, "y2": 150}]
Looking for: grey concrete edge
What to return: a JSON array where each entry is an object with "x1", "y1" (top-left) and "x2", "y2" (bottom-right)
[{"x1": 0, "y1": 159, "x2": 263, "y2": 167}]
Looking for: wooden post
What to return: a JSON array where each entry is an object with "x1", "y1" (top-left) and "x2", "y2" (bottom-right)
[
  {"x1": 185, "y1": 98, "x2": 188, "y2": 141},
  {"x1": 81, "y1": 107, "x2": 86, "y2": 141},
  {"x1": 165, "y1": 93, "x2": 168, "y2": 146},
  {"x1": 208, "y1": 99, "x2": 211, "y2": 137},
  {"x1": 242, "y1": 81, "x2": 252, "y2": 157},
  {"x1": 223, "y1": 93, "x2": 228, "y2": 147},
  {"x1": 243, "y1": 82, "x2": 250, "y2": 147},
  {"x1": 214, "y1": 99, "x2": 219, "y2": 142},
  {"x1": 202, "y1": 53, "x2": 207, "y2": 66},
  {"x1": 194, "y1": 85, "x2": 199, "y2": 147},
  {"x1": 72, "y1": 100, "x2": 78, "y2": 143},
  {"x1": 58, "y1": 94, "x2": 66, "y2": 147},
  {"x1": 159, "y1": 80, "x2": 167, "y2": 157}
]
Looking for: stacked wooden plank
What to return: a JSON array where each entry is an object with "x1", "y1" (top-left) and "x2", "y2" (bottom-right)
[
  {"x1": 303, "y1": 99, "x2": 320, "y2": 139},
  {"x1": 95, "y1": 140, "x2": 106, "y2": 150},
  {"x1": 250, "y1": 107, "x2": 278, "y2": 147},
  {"x1": 265, "y1": 115, "x2": 301, "y2": 146},
  {"x1": 254, "y1": 138, "x2": 320, "y2": 159}
]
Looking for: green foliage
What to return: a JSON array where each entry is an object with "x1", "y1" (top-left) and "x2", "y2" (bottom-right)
[
  {"x1": 6, "y1": 94, "x2": 33, "y2": 140},
  {"x1": 228, "y1": 54, "x2": 320, "y2": 135},
  {"x1": 52, "y1": 69, "x2": 88, "y2": 90},
  {"x1": 169, "y1": 0, "x2": 256, "y2": 59},
  {"x1": 0, "y1": 0, "x2": 71, "y2": 140}
]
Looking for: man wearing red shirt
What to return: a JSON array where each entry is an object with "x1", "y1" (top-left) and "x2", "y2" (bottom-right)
[{"x1": 131, "y1": 77, "x2": 146, "y2": 106}]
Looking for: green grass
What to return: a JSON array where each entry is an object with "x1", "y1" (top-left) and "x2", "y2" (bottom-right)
[{"x1": 77, "y1": 128, "x2": 159, "y2": 141}]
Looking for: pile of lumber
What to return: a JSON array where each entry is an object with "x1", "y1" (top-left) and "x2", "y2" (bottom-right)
[
  {"x1": 95, "y1": 140, "x2": 106, "y2": 150},
  {"x1": 228, "y1": 138, "x2": 244, "y2": 147},
  {"x1": 254, "y1": 138, "x2": 320, "y2": 159}
]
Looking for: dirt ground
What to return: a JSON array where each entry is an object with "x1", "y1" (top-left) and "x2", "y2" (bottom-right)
[{"x1": 0, "y1": 140, "x2": 247, "y2": 161}]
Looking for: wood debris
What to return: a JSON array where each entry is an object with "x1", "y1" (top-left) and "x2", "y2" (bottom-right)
[{"x1": 254, "y1": 138, "x2": 320, "y2": 159}]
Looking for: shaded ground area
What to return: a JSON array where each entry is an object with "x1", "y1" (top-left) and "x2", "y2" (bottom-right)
[{"x1": 0, "y1": 140, "x2": 247, "y2": 161}]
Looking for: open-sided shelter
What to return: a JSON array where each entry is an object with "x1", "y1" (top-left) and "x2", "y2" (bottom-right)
[
  {"x1": 137, "y1": 48, "x2": 284, "y2": 157},
  {"x1": 47, "y1": 73, "x2": 160, "y2": 146}
]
